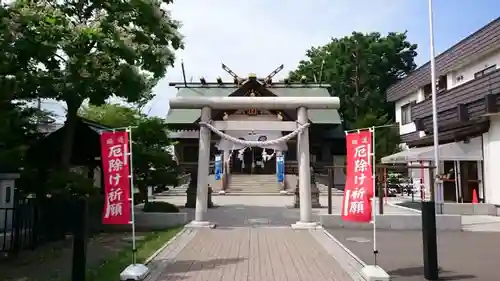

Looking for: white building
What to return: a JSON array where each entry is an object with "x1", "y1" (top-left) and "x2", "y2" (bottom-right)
[{"x1": 382, "y1": 17, "x2": 500, "y2": 208}]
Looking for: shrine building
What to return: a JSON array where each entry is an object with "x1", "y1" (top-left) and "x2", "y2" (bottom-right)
[{"x1": 166, "y1": 73, "x2": 346, "y2": 194}]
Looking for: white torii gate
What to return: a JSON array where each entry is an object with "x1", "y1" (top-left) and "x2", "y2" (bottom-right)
[{"x1": 169, "y1": 96, "x2": 341, "y2": 229}]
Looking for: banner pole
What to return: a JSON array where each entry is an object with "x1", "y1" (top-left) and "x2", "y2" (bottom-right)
[
  {"x1": 127, "y1": 127, "x2": 137, "y2": 265},
  {"x1": 371, "y1": 126, "x2": 378, "y2": 266},
  {"x1": 345, "y1": 123, "x2": 397, "y2": 133}
]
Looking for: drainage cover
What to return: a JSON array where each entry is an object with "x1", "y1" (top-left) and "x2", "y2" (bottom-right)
[{"x1": 346, "y1": 237, "x2": 371, "y2": 243}]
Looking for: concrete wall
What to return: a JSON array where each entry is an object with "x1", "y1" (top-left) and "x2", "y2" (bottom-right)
[
  {"x1": 442, "y1": 203, "x2": 498, "y2": 216},
  {"x1": 447, "y1": 50, "x2": 500, "y2": 89},
  {"x1": 483, "y1": 115, "x2": 500, "y2": 205}
]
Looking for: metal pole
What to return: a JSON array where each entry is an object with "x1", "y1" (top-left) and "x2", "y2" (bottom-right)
[
  {"x1": 428, "y1": 0, "x2": 441, "y2": 209},
  {"x1": 422, "y1": 0, "x2": 439, "y2": 279},
  {"x1": 344, "y1": 123, "x2": 397, "y2": 133},
  {"x1": 327, "y1": 168, "x2": 333, "y2": 214},
  {"x1": 71, "y1": 198, "x2": 88, "y2": 281},
  {"x1": 453, "y1": 161, "x2": 459, "y2": 203},
  {"x1": 457, "y1": 162, "x2": 463, "y2": 202},
  {"x1": 370, "y1": 127, "x2": 378, "y2": 265},
  {"x1": 101, "y1": 126, "x2": 139, "y2": 131},
  {"x1": 127, "y1": 127, "x2": 137, "y2": 264},
  {"x1": 379, "y1": 168, "x2": 384, "y2": 214}
]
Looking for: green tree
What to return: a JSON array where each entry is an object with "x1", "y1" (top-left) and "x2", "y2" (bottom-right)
[
  {"x1": 353, "y1": 113, "x2": 402, "y2": 161},
  {"x1": 79, "y1": 104, "x2": 179, "y2": 202},
  {"x1": 2, "y1": 0, "x2": 183, "y2": 170},
  {"x1": 0, "y1": 101, "x2": 45, "y2": 171},
  {"x1": 0, "y1": 4, "x2": 44, "y2": 170},
  {"x1": 290, "y1": 31, "x2": 417, "y2": 158}
]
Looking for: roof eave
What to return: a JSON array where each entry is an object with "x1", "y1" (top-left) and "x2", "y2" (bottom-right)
[{"x1": 169, "y1": 82, "x2": 331, "y2": 89}]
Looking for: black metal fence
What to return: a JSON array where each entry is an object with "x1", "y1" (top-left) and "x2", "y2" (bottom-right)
[
  {"x1": 0, "y1": 191, "x2": 36, "y2": 256},
  {"x1": 0, "y1": 191, "x2": 91, "y2": 258}
]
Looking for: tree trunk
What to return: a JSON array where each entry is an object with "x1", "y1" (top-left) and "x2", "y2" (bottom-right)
[{"x1": 59, "y1": 102, "x2": 80, "y2": 169}]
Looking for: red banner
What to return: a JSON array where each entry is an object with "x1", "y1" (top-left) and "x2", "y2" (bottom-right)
[
  {"x1": 100, "y1": 131, "x2": 131, "y2": 225},
  {"x1": 341, "y1": 130, "x2": 373, "y2": 223}
]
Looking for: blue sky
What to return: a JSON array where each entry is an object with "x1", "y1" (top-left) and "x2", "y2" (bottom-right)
[
  {"x1": 42, "y1": 0, "x2": 500, "y2": 121},
  {"x1": 402, "y1": 0, "x2": 500, "y2": 65}
]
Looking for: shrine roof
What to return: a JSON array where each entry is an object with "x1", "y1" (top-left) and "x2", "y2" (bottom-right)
[{"x1": 165, "y1": 80, "x2": 341, "y2": 125}]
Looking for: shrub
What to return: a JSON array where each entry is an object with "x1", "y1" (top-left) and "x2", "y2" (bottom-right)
[
  {"x1": 142, "y1": 201, "x2": 179, "y2": 213},
  {"x1": 133, "y1": 192, "x2": 146, "y2": 205}
]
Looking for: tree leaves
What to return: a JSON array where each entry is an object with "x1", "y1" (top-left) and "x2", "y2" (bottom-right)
[
  {"x1": 79, "y1": 104, "x2": 179, "y2": 196},
  {"x1": 0, "y1": 100, "x2": 46, "y2": 171},
  {"x1": 291, "y1": 31, "x2": 417, "y2": 121},
  {"x1": 289, "y1": 31, "x2": 418, "y2": 158},
  {"x1": 1, "y1": 0, "x2": 184, "y2": 167}
]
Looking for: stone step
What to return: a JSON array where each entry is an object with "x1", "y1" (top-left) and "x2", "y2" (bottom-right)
[
  {"x1": 230, "y1": 184, "x2": 278, "y2": 186},
  {"x1": 230, "y1": 184, "x2": 277, "y2": 185},
  {"x1": 229, "y1": 182, "x2": 278, "y2": 185},
  {"x1": 227, "y1": 186, "x2": 279, "y2": 189},
  {"x1": 230, "y1": 178, "x2": 276, "y2": 182},
  {"x1": 214, "y1": 192, "x2": 293, "y2": 196},
  {"x1": 229, "y1": 189, "x2": 279, "y2": 191},
  {"x1": 175, "y1": 174, "x2": 343, "y2": 195}
]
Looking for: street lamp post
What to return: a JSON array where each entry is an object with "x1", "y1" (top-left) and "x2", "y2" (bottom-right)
[{"x1": 421, "y1": 0, "x2": 440, "y2": 279}]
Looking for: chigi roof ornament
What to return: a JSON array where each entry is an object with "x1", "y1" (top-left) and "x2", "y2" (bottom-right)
[{"x1": 168, "y1": 62, "x2": 329, "y2": 88}]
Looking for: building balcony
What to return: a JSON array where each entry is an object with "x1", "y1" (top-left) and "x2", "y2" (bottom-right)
[{"x1": 411, "y1": 69, "x2": 500, "y2": 129}]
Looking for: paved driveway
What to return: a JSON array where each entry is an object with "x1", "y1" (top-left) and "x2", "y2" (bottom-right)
[
  {"x1": 157, "y1": 195, "x2": 415, "y2": 227},
  {"x1": 146, "y1": 228, "x2": 353, "y2": 281},
  {"x1": 326, "y1": 228, "x2": 500, "y2": 281}
]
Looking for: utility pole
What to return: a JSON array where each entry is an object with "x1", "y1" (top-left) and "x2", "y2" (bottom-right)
[{"x1": 421, "y1": 0, "x2": 440, "y2": 279}]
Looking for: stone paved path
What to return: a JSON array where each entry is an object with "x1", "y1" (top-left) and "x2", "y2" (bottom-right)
[
  {"x1": 156, "y1": 195, "x2": 415, "y2": 228},
  {"x1": 146, "y1": 227, "x2": 354, "y2": 281},
  {"x1": 143, "y1": 195, "x2": 417, "y2": 281}
]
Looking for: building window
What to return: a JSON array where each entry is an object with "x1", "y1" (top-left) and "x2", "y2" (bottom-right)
[
  {"x1": 474, "y1": 65, "x2": 497, "y2": 79},
  {"x1": 437, "y1": 75, "x2": 447, "y2": 92},
  {"x1": 401, "y1": 103, "x2": 412, "y2": 125},
  {"x1": 423, "y1": 83, "x2": 432, "y2": 99},
  {"x1": 423, "y1": 76, "x2": 446, "y2": 98}
]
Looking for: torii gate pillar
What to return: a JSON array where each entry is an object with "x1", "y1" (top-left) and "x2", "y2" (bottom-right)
[{"x1": 169, "y1": 96, "x2": 340, "y2": 229}]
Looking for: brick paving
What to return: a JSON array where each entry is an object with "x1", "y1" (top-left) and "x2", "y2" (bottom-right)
[
  {"x1": 326, "y1": 228, "x2": 500, "y2": 281},
  {"x1": 143, "y1": 196, "x2": 418, "y2": 281},
  {"x1": 147, "y1": 227, "x2": 353, "y2": 281}
]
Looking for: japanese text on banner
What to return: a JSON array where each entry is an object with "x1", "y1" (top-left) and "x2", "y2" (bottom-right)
[
  {"x1": 341, "y1": 130, "x2": 373, "y2": 223},
  {"x1": 100, "y1": 131, "x2": 131, "y2": 225}
]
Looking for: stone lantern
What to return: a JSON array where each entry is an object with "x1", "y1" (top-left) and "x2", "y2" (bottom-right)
[{"x1": 293, "y1": 165, "x2": 321, "y2": 208}]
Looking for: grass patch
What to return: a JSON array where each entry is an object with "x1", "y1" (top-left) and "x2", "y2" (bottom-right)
[{"x1": 85, "y1": 226, "x2": 184, "y2": 281}]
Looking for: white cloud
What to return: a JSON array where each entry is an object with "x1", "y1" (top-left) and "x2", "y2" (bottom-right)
[
  {"x1": 146, "y1": 0, "x2": 414, "y2": 116},
  {"x1": 40, "y1": 0, "x2": 415, "y2": 119},
  {"x1": 166, "y1": 0, "x2": 413, "y2": 80}
]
